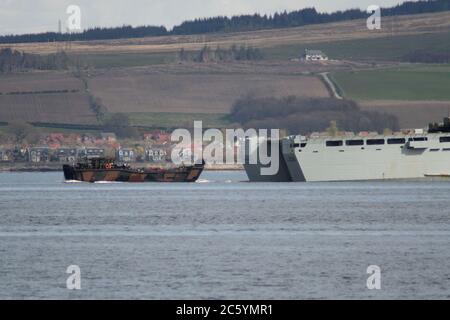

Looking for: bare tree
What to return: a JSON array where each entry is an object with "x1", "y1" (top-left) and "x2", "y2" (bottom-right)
[{"x1": 7, "y1": 122, "x2": 38, "y2": 144}]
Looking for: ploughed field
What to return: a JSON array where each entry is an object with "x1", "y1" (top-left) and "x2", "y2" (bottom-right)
[
  {"x1": 88, "y1": 70, "x2": 329, "y2": 114},
  {"x1": 0, "y1": 65, "x2": 330, "y2": 127},
  {"x1": 359, "y1": 100, "x2": 450, "y2": 129},
  {"x1": 0, "y1": 72, "x2": 97, "y2": 125}
]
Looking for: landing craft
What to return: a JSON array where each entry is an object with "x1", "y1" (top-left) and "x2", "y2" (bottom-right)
[{"x1": 63, "y1": 158, "x2": 204, "y2": 183}]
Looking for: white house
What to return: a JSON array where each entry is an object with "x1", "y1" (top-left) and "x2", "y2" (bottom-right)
[
  {"x1": 78, "y1": 148, "x2": 105, "y2": 159},
  {"x1": 303, "y1": 49, "x2": 328, "y2": 61},
  {"x1": 117, "y1": 148, "x2": 135, "y2": 162},
  {"x1": 29, "y1": 147, "x2": 50, "y2": 163},
  {"x1": 55, "y1": 148, "x2": 78, "y2": 162},
  {"x1": 146, "y1": 147, "x2": 168, "y2": 162}
]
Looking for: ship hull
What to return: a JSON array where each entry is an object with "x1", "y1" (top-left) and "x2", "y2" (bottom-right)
[
  {"x1": 63, "y1": 164, "x2": 204, "y2": 183},
  {"x1": 289, "y1": 133, "x2": 450, "y2": 182},
  {"x1": 243, "y1": 162, "x2": 292, "y2": 182},
  {"x1": 281, "y1": 137, "x2": 306, "y2": 182},
  {"x1": 243, "y1": 139, "x2": 293, "y2": 182}
]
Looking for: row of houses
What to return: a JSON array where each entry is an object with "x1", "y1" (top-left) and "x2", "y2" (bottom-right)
[
  {"x1": 14, "y1": 130, "x2": 173, "y2": 151},
  {"x1": 0, "y1": 146, "x2": 173, "y2": 163}
]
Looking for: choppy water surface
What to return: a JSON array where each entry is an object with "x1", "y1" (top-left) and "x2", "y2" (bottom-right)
[{"x1": 0, "y1": 171, "x2": 449, "y2": 299}]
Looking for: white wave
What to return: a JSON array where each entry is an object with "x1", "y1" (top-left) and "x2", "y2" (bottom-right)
[
  {"x1": 94, "y1": 181, "x2": 123, "y2": 184},
  {"x1": 196, "y1": 179, "x2": 212, "y2": 183},
  {"x1": 64, "y1": 180, "x2": 82, "y2": 183}
]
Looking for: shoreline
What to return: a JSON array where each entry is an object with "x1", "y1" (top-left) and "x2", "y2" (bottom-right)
[{"x1": 0, "y1": 163, "x2": 244, "y2": 172}]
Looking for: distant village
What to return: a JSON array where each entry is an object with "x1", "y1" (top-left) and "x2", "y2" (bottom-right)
[{"x1": 0, "y1": 130, "x2": 189, "y2": 166}]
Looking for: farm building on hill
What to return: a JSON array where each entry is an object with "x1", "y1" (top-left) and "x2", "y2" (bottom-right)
[{"x1": 303, "y1": 49, "x2": 328, "y2": 61}]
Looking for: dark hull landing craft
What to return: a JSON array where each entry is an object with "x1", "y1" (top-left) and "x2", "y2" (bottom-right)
[{"x1": 63, "y1": 158, "x2": 204, "y2": 183}]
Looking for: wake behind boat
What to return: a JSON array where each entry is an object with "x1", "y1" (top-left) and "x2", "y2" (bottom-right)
[{"x1": 63, "y1": 158, "x2": 204, "y2": 183}]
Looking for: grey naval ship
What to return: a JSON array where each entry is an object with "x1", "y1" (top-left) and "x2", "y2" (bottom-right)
[
  {"x1": 243, "y1": 137, "x2": 293, "y2": 182},
  {"x1": 244, "y1": 117, "x2": 450, "y2": 182}
]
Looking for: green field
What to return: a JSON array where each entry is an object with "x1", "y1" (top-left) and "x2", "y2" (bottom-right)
[
  {"x1": 78, "y1": 52, "x2": 177, "y2": 68},
  {"x1": 262, "y1": 31, "x2": 450, "y2": 61},
  {"x1": 65, "y1": 29, "x2": 450, "y2": 70},
  {"x1": 127, "y1": 112, "x2": 230, "y2": 128},
  {"x1": 331, "y1": 65, "x2": 450, "y2": 101},
  {"x1": 72, "y1": 31, "x2": 450, "y2": 69}
]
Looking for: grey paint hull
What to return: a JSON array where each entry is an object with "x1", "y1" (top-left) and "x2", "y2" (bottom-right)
[
  {"x1": 243, "y1": 139, "x2": 292, "y2": 182},
  {"x1": 281, "y1": 137, "x2": 306, "y2": 182},
  {"x1": 290, "y1": 133, "x2": 450, "y2": 182},
  {"x1": 244, "y1": 133, "x2": 450, "y2": 182},
  {"x1": 243, "y1": 161, "x2": 292, "y2": 182}
]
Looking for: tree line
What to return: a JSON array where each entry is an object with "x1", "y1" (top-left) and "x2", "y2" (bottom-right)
[
  {"x1": 0, "y1": 48, "x2": 69, "y2": 73},
  {"x1": 0, "y1": 25, "x2": 167, "y2": 44},
  {"x1": 0, "y1": 0, "x2": 449, "y2": 43},
  {"x1": 173, "y1": 0, "x2": 450, "y2": 34},
  {"x1": 178, "y1": 45, "x2": 263, "y2": 62},
  {"x1": 229, "y1": 96, "x2": 399, "y2": 134}
]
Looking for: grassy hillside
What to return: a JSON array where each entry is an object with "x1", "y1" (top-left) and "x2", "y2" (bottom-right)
[
  {"x1": 332, "y1": 65, "x2": 450, "y2": 101},
  {"x1": 6, "y1": 12, "x2": 450, "y2": 56},
  {"x1": 1, "y1": 11, "x2": 450, "y2": 131},
  {"x1": 262, "y1": 31, "x2": 450, "y2": 61},
  {"x1": 331, "y1": 64, "x2": 450, "y2": 128},
  {"x1": 2, "y1": 12, "x2": 449, "y2": 69},
  {"x1": 74, "y1": 29, "x2": 450, "y2": 69},
  {"x1": 61, "y1": 11, "x2": 450, "y2": 69}
]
